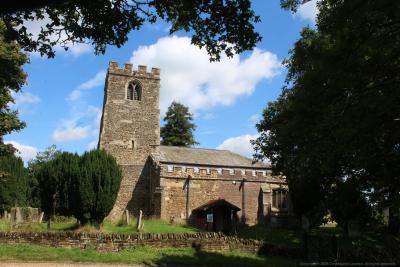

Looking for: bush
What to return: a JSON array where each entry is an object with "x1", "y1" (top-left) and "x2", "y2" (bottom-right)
[{"x1": 74, "y1": 149, "x2": 122, "y2": 226}]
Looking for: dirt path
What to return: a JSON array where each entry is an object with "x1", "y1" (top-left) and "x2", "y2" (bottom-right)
[{"x1": 0, "y1": 262, "x2": 148, "y2": 267}]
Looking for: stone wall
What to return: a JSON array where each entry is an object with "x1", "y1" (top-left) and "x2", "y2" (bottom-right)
[
  {"x1": 99, "y1": 62, "x2": 160, "y2": 220},
  {"x1": 0, "y1": 231, "x2": 259, "y2": 253},
  {"x1": 156, "y1": 164, "x2": 289, "y2": 225}
]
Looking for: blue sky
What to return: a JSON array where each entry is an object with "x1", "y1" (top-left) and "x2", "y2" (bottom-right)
[{"x1": 5, "y1": 0, "x2": 318, "y2": 162}]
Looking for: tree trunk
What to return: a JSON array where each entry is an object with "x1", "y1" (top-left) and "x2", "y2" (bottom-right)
[{"x1": 388, "y1": 205, "x2": 400, "y2": 235}]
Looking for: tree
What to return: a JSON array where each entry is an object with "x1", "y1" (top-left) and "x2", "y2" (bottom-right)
[
  {"x1": 1, "y1": 0, "x2": 261, "y2": 61},
  {"x1": 30, "y1": 147, "x2": 79, "y2": 219},
  {"x1": 0, "y1": 154, "x2": 29, "y2": 212},
  {"x1": 161, "y1": 101, "x2": 198, "y2": 147},
  {"x1": 74, "y1": 149, "x2": 121, "y2": 226},
  {"x1": 28, "y1": 145, "x2": 61, "y2": 208},
  {"x1": 253, "y1": 0, "x2": 400, "y2": 234},
  {"x1": 0, "y1": 20, "x2": 27, "y2": 156}
]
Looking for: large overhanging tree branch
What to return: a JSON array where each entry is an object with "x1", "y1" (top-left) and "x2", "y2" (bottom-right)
[{"x1": 1, "y1": 0, "x2": 262, "y2": 61}]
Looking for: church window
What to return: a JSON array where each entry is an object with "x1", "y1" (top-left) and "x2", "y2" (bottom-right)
[
  {"x1": 127, "y1": 81, "x2": 142, "y2": 101},
  {"x1": 272, "y1": 189, "x2": 287, "y2": 210}
]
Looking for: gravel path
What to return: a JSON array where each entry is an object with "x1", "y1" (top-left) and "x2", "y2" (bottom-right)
[{"x1": 0, "y1": 262, "x2": 148, "y2": 267}]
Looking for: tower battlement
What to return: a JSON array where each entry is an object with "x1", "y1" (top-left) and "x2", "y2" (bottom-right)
[{"x1": 108, "y1": 61, "x2": 160, "y2": 79}]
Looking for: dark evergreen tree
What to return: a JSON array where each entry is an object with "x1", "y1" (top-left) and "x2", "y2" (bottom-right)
[
  {"x1": 33, "y1": 151, "x2": 79, "y2": 218},
  {"x1": 28, "y1": 145, "x2": 61, "y2": 210},
  {"x1": 74, "y1": 149, "x2": 121, "y2": 226},
  {"x1": 254, "y1": 0, "x2": 400, "y2": 233},
  {"x1": 0, "y1": 154, "x2": 29, "y2": 212},
  {"x1": 161, "y1": 101, "x2": 198, "y2": 147}
]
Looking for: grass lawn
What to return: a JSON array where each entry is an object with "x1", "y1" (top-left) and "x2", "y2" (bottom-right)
[
  {"x1": 238, "y1": 225, "x2": 303, "y2": 247},
  {"x1": 0, "y1": 244, "x2": 297, "y2": 267},
  {"x1": 237, "y1": 223, "x2": 341, "y2": 248},
  {"x1": 0, "y1": 217, "x2": 201, "y2": 234}
]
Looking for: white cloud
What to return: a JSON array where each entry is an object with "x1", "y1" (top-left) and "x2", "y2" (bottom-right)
[
  {"x1": 22, "y1": 17, "x2": 92, "y2": 57},
  {"x1": 248, "y1": 114, "x2": 260, "y2": 125},
  {"x1": 4, "y1": 141, "x2": 38, "y2": 162},
  {"x1": 77, "y1": 71, "x2": 106, "y2": 90},
  {"x1": 217, "y1": 134, "x2": 258, "y2": 158},
  {"x1": 66, "y1": 89, "x2": 82, "y2": 101},
  {"x1": 295, "y1": 0, "x2": 319, "y2": 22},
  {"x1": 130, "y1": 36, "x2": 281, "y2": 113},
  {"x1": 11, "y1": 91, "x2": 41, "y2": 108},
  {"x1": 52, "y1": 126, "x2": 91, "y2": 142},
  {"x1": 55, "y1": 70, "x2": 105, "y2": 143},
  {"x1": 52, "y1": 105, "x2": 101, "y2": 143}
]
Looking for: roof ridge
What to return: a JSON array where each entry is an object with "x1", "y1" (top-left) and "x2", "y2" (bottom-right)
[{"x1": 159, "y1": 145, "x2": 230, "y2": 152}]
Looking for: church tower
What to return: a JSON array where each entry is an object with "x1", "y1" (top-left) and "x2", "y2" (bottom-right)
[{"x1": 99, "y1": 61, "x2": 160, "y2": 219}]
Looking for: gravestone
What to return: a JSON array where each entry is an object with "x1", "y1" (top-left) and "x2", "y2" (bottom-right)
[
  {"x1": 10, "y1": 207, "x2": 40, "y2": 224},
  {"x1": 121, "y1": 210, "x2": 130, "y2": 225}
]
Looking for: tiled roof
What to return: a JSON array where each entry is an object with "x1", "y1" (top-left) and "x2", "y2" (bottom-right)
[{"x1": 156, "y1": 145, "x2": 269, "y2": 169}]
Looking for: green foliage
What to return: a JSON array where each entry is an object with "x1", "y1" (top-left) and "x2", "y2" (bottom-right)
[
  {"x1": 253, "y1": 0, "x2": 400, "y2": 233},
  {"x1": 0, "y1": 154, "x2": 28, "y2": 212},
  {"x1": 1, "y1": 0, "x2": 261, "y2": 61},
  {"x1": 28, "y1": 145, "x2": 61, "y2": 209},
  {"x1": 29, "y1": 148, "x2": 121, "y2": 226},
  {"x1": 0, "y1": 20, "x2": 27, "y2": 156},
  {"x1": 161, "y1": 101, "x2": 198, "y2": 147},
  {"x1": 74, "y1": 150, "x2": 122, "y2": 226},
  {"x1": 32, "y1": 151, "x2": 79, "y2": 217}
]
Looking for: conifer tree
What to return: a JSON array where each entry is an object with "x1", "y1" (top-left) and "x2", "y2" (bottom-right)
[
  {"x1": 0, "y1": 154, "x2": 29, "y2": 212},
  {"x1": 74, "y1": 150, "x2": 121, "y2": 226},
  {"x1": 161, "y1": 101, "x2": 198, "y2": 147}
]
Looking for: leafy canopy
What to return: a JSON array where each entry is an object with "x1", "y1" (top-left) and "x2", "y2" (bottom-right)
[
  {"x1": 1, "y1": 0, "x2": 261, "y2": 61},
  {"x1": 0, "y1": 20, "x2": 27, "y2": 156},
  {"x1": 161, "y1": 101, "x2": 198, "y2": 147},
  {"x1": 253, "y1": 0, "x2": 400, "y2": 233}
]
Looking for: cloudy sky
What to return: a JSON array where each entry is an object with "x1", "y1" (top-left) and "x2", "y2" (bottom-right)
[{"x1": 5, "y1": 0, "x2": 318, "y2": 162}]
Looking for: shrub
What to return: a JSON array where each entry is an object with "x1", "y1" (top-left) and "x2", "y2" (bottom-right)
[{"x1": 74, "y1": 149, "x2": 121, "y2": 226}]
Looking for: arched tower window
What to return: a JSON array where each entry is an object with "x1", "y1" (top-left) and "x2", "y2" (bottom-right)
[{"x1": 127, "y1": 81, "x2": 142, "y2": 101}]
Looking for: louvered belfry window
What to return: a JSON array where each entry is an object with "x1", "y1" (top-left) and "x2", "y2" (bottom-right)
[
  {"x1": 127, "y1": 82, "x2": 141, "y2": 101},
  {"x1": 127, "y1": 84, "x2": 134, "y2": 100}
]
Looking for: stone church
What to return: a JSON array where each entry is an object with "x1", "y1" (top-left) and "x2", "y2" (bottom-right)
[{"x1": 99, "y1": 61, "x2": 294, "y2": 231}]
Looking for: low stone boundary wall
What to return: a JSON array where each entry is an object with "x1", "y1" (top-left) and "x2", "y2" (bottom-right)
[{"x1": 0, "y1": 232, "x2": 256, "y2": 252}]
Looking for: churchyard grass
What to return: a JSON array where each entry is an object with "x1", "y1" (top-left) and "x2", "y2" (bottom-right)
[
  {"x1": 237, "y1": 223, "x2": 340, "y2": 248},
  {"x1": 0, "y1": 217, "x2": 201, "y2": 234},
  {"x1": 0, "y1": 244, "x2": 297, "y2": 266}
]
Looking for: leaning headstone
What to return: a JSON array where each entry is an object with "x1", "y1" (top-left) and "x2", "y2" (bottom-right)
[
  {"x1": 3, "y1": 210, "x2": 8, "y2": 220},
  {"x1": 121, "y1": 209, "x2": 130, "y2": 225},
  {"x1": 39, "y1": 212, "x2": 44, "y2": 223},
  {"x1": 136, "y1": 210, "x2": 144, "y2": 231},
  {"x1": 10, "y1": 207, "x2": 40, "y2": 224},
  {"x1": 125, "y1": 210, "x2": 130, "y2": 225}
]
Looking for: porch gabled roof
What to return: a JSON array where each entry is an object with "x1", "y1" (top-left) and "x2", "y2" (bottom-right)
[{"x1": 193, "y1": 198, "x2": 241, "y2": 212}]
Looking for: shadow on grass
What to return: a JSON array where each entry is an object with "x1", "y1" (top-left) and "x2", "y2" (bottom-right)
[
  {"x1": 237, "y1": 224, "x2": 303, "y2": 248},
  {"x1": 151, "y1": 249, "x2": 297, "y2": 267}
]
